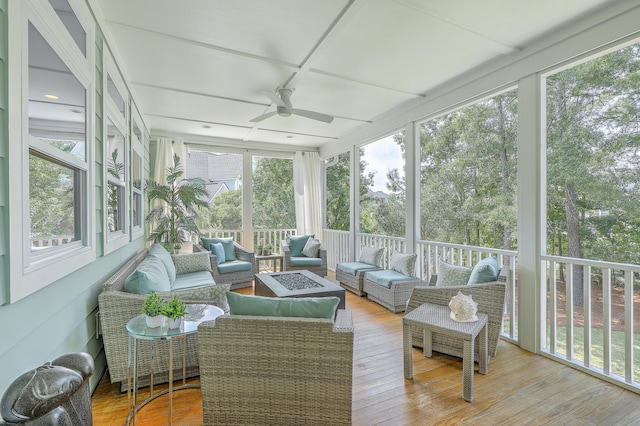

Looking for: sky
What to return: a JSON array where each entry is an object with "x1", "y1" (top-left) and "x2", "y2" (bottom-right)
[{"x1": 361, "y1": 134, "x2": 405, "y2": 192}]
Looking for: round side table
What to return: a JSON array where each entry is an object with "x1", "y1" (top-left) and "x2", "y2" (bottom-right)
[{"x1": 126, "y1": 303, "x2": 224, "y2": 425}]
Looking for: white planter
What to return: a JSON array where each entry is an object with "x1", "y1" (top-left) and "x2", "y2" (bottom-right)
[
  {"x1": 168, "y1": 317, "x2": 182, "y2": 329},
  {"x1": 145, "y1": 314, "x2": 165, "y2": 328}
]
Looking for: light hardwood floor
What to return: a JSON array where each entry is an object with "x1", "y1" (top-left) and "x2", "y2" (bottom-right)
[{"x1": 92, "y1": 272, "x2": 640, "y2": 425}]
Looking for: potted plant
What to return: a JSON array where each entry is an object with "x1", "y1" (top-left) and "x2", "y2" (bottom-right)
[
  {"x1": 164, "y1": 295, "x2": 187, "y2": 329},
  {"x1": 256, "y1": 242, "x2": 263, "y2": 256},
  {"x1": 142, "y1": 293, "x2": 167, "y2": 328},
  {"x1": 146, "y1": 154, "x2": 210, "y2": 253},
  {"x1": 264, "y1": 243, "x2": 273, "y2": 256}
]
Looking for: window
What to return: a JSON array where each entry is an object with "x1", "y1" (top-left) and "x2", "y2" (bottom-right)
[
  {"x1": 325, "y1": 151, "x2": 351, "y2": 231},
  {"x1": 418, "y1": 91, "x2": 518, "y2": 248},
  {"x1": 28, "y1": 23, "x2": 88, "y2": 257},
  {"x1": 9, "y1": 0, "x2": 95, "y2": 302},
  {"x1": 189, "y1": 151, "x2": 243, "y2": 232},
  {"x1": 103, "y1": 50, "x2": 129, "y2": 252},
  {"x1": 130, "y1": 107, "x2": 145, "y2": 239},
  {"x1": 359, "y1": 132, "x2": 406, "y2": 238},
  {"x1": 252, "y1": 156, "x2": 294, "y2": 230}
]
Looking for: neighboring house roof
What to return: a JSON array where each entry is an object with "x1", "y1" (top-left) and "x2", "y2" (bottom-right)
[{"x1": 187, "y1": 151, "x2": 241, "y2": 204}]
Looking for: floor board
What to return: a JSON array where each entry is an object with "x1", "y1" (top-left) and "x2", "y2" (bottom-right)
[{"x1": 91, "y1": 272, "x2": 640, "y2": 425}]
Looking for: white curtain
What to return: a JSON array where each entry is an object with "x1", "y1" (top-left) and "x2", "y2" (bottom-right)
[
  {"x1": 293, "y1": 151, "x2": 323, "y2": 238},
  {"x1": 153, "y1": 137, "x2": 174, "y2": 185}
]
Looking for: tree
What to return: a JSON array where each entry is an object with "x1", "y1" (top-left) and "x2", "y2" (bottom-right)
[
  {"x1": 197, "y1": 188, "x2": 242, "y2": 230},
  {"x1": 146, "y1": 154, "x2": 209, "y2": 249},
  {"x1": 252, "y1": 157, "x2": 295, "y2": 229}
]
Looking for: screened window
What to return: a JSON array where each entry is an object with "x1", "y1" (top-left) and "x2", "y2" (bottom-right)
[
  {"x1": 252, "y1": 156, "x2": 294, "y2": 231},
  {"x1": 418, "y1": 91, "x2": 518, "y2": 248},
  {"x1": 325, "y1": 151, "x2": 351, "y2": 231},
  {"x1": 106, "y1": 119, "x2": 126, "y2": 235},
  {"x1": 359, "y1": 132, "x2": 406, "y2": 238}
]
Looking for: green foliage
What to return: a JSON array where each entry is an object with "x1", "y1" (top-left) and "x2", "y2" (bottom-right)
[
  {"x1": 252, "y1": 157, "x2": 295, "y2": 229},
  {"x1": 146, "y1": 154, "x2": 209, "y2": 247},
  {"x1": 142, "y1": 293, "x2": 166, "y2": 317},
  {"x1": 107, "y1": 148, "x2": 125, "y2": 232},
  {"x1": 195, "y1": 188, "x2": 242, "y2": 231},
  {"x1": 163, "y1": 295, "x2": 187, "y2": 319}
]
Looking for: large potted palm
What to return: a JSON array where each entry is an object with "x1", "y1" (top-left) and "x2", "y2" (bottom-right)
[{"x1": 146, "y1": 154, "x2": 209, "y2": 252}]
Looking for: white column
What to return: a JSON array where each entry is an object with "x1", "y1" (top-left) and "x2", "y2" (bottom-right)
[{"x1": 517, "y1": 73, "x2": 544, "y2": 353}]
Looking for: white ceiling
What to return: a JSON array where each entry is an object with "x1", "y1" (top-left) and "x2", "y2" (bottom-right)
[{"x1": 93, "y1": 0, "x2": 618, "y2": 149}]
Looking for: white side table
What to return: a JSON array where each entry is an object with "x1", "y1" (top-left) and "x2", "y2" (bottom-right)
[
  {"x1": 126, "y1": 303, "x2": 224, "y2": 425},
  {"x1": 403, "y1": 302, "x2": 488, "y2": 402}
]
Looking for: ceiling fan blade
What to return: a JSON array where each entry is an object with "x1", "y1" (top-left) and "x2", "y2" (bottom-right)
[
  {"x1": 292, "y1": 109, "x2": 334, "y2": 123},
  {"x1": 260, "y1": 90, "x2": 285, "y2": 107},
  {"x1": 250, "y1": 111, "x2": 278, "y2": 123}
]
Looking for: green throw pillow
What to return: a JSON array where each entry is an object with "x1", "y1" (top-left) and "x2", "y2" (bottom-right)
[
  {"x1": 468, "y1": 257, "x2": 499, "y2": 284},
  {"x1": 390, "y1": 252, "x2": 417, "y2": 277},
  {"x1": 201, "y1": 237, "x2": 236, "y2": 261},
  {"x1": 287, "y1": 234, "x2": 314, "y2": 257},
  {"x1": 159, "y1": 284, "x2": 231, "y2": 313},
  {"x1": 124, "y1": 255, "x2": 172, "y2": 294},
  {"x1": 226, "y1": 292, "x2": 339, "y2": 319},
  {"x1": 210, "y1": 242, "x2": 226, "y2": 264},
  {"x1": 358, "y1": 246, "x2": 385, "y2": 267},
  {"x1": 149, "y1": 243, "x2": 177, "y2": 283}
]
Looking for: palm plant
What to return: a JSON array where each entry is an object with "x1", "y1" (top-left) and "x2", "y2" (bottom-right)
[{"x1": 146, "y1": 154, "x2": 209, "y2": 249}]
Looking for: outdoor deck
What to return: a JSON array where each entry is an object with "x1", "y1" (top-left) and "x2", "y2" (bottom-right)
[{"x1": 91, "y1": 272, "x2": 640, "y2": 425}]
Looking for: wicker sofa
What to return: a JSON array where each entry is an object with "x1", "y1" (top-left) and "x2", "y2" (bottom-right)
[
  {"x1": 98, "y1": 246, "x2": 229, "y2": 391},
  {"x1": 405, "y1": 266, "x2": 510, "y2": 360},
  {"x1": 197, "y1": 310, "x2": 354, "y2": 425}
]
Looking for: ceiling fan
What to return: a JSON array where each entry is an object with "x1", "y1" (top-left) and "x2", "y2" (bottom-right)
[{"x1": 250, "y1": 88, "x2": 334, "y2": 123}]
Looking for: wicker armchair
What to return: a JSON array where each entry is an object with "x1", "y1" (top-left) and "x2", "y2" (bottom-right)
[
  {"x1": 281, "y1": 239, "x2": 328, "y2": 277},
  {"x1": 405, "y1": 266, "x2": 510, "y2": 360},
  {"x1": 197, "y1": 310, "x2": 354, "y2": 425},
  {"x1": 195, "y1": 241, "x2": 257, "y2": 289}
]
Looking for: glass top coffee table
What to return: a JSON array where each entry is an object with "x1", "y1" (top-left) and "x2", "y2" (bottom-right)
[
  {"x1": 254, "y1": 270, "x2": 346, "y2": 311},
  {"x1": 126, "y1": 303, "x2": 224, "y2": 425}
]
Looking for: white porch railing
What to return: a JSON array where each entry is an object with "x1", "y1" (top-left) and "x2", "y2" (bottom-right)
[
  {"x1": 31, "y1": 235, "x2": 75, "y2": 248},
  {"x1": 542, "y1": 255, "x2": 640, "y2": 392},
  {"x1": 322, "y1": 229, "x2": 350, "y2": 270},
  {"x1": 322, "y1": 230, "x2": 518, "y2": 342},
  {"x1": 198, "y1": 229, "x2": 296, "y2": 254}
]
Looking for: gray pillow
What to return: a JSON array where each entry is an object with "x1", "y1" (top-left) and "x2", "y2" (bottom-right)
[
  {"x1": 390, "y1": 252, "x2": 417, "y2": 277},
  {"x1": 301, "y1": 238, "x2": 321, "y2": 258},
  {"x1": 171, "y1": 252, "x2": 212, "y2": 274},
  {"x1": 358, "y1": 246, "x2": 385, "y2": 267},
  {"x1": 435, "y1": 260, "x2": 472, "y2": 287}
]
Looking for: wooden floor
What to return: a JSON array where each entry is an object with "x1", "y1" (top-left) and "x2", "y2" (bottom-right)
[{"x1": 92, "y1": 272, "x2": 640, "y2": 425}]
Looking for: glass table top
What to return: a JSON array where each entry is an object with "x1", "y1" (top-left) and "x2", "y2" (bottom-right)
[{"x1": 126, "y1": 303, "x2": 224, "y2": 339}]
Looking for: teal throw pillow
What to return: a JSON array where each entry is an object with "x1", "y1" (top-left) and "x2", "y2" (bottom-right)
[
  {"x1": 210, "y1": 242, "x2": 226, "y2": 264},
  {"x1": 226, "y1": 292, "x2": 339, "y2": 319},
  {"x1": 149, "y1": 243, "x2": 177, "y2": 283},
  {"x1": 124, "y1": 255, "x2": 172, "y2": 294},
  {"x1": 435, "y1": 260, "x2": 472, "y2": 287},
  {"x1": 287, "y1": 234, "x2": 314, "y2": 257},
  {"x1": 468, "y1": 257, "x2": 500, "y2": 284},
  {"x1": 201, "y1": 237, "x2": 236, "y2": 261}
]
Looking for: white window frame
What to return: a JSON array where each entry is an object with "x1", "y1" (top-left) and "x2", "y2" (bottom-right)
[
  {"x1": 130, "y1": 104, "x2": 145, "y2": 241},
  {"x1": 7, "y1": 0, "x2": 95, "y2": 303},
  {"x1": 103, "y1": 48, "x2": 129, "y2": 253}
]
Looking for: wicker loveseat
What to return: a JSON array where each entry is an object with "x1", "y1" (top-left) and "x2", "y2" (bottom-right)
[
  {"x1": 405, "y1": 266, "x2": 510, "y2": 360},
  {"x1": 98, "y1": 246, "x2": 229, "y2": 391},
  {"x1": 198, "y1": 310, "x2": 354, "y2": 425}
]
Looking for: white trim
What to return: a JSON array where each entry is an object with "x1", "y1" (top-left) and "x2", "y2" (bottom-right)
[{"x1": 8, "y1": 0, "x2": 96, "y2": 303}]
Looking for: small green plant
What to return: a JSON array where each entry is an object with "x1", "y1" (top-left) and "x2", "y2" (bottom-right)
[
  {"x1": 265, "y1": 243, "x2": 273, "y2": 250},
  {"x1": 163, "y1": 295, "x2": 187, "y2": 320},
  {"x1": 142, "y1": 293, "x2": 166, "y2": 317}
]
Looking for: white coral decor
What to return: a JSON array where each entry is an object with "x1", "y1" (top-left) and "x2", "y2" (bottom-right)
[{"x1": 449, "y1": 291, "x2": 479, "y2": 322}]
